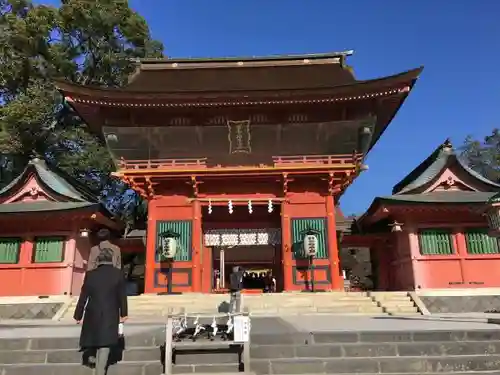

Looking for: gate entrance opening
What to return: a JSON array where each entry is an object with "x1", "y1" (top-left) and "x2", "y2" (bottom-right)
[
  {"x1": 203, "y1": 202, "x2": 282, "y2": 293},
  {"x1": 212, "y1": 244, "x2": 281, "y2": 292}
]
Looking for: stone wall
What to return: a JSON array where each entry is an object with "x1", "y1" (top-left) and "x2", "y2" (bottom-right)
[
  {"x1": 0, "y1": 303, "x2": 63, "y2": 319},
  {"x1": 420, "y1": 295, "x2": 500, "y2": 313}
]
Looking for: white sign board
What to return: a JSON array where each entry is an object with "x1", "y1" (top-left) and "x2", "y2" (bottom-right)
[{"x1": 233, "y1": 315, "x2": 250, "y2": 343}]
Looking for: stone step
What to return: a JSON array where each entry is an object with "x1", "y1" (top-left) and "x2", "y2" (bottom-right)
[
  {"x1": 381, "y1": 303, "x2": 418, "y2": 309},
  {"x1": 249, "y1": 354, "x2": 500, "y2": 374},
  {"x1": 121, "y1": 299, "x2": 378, "y2": 305},
  {"x1": 373, "y1": 295, "x2": 421, "y2": 315},
  {"x1": 251, "y1": 330, "x2": 500, "y2": 344},
  {"x1": 377, "y1": 302, "x2": 415, "y2": 307},
  {"x1": 0, "y1": 362, "x2": 160, "y2": 375},
  {"x1": 379, "y1": 300, "x2": 416, "y2": 306},
  {"x1": 6, "y1": 329, "x2": 499, "y2": 352},
  {"x1": 125, "y1": 306, "x2": 384, "y2": 313},
  {"x1": 384, "y1": 307, "x2": 420, "y2": 314},
  {"x1": 369, "y1": 292, "x2": 409, "y2": 297},
  {"x1": 5, "y1": 339, "x2": 500, "y2": 365},
  {"x1": 369, "y1": 296, "x2": 411, "y2": 301},
  {"x1": 130, "y1": 296, "x2": 373, "y2": 301},
  {"x1": 3, "y1": 329, "x2": 500, "y2": 374},
  {"x1": 122, "y1": 303, "x2": 381, "y2": 311},
  {"x1": 67, "y1": 295, "x2": 379, "y2": 302},
  {"x1": 2, "y1": 354, "x2": 499, "y2": 374},
  {"x1": 63, "y1": 296, "x2": 385, "y2": 318},
  {"x1": 123, "y1": 300, "x2": 379, "y2": 306}
]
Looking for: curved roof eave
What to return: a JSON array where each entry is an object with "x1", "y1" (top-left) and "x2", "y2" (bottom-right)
[
  {"x1": 396, "y1": 149, "x2": 450, "y2": 194},
  {"x1": 392, "y1": 146, "x2": 500, "y2": 195},
  {"x1": 456, "y1": 156, "x2": 500, "y2": 189},
  {"x1": 355, "y1": 189, "x2": 496, "y2": 229},
  {"x1": 0, "y1": 159, "x2": 99, "y2": 203},
  {"x1": 54, "y1": 66, "x2": 424, "y2": 102}
]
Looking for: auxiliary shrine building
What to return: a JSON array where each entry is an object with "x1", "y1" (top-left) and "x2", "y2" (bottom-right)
[
  {"x1": 352, "y1": 139, "x2": 500, "y2": 290},
  {"x1": 56, "y1": 51, "x2": 424, "y2": 294}
]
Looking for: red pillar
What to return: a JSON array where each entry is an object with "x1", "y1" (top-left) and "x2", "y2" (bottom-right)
[
  {"x1": 191, "y1": 200, "x2": 202, "y2": 292},
  {"x1": 144, "y1": 200, "x2": 157, "y2": 294},
  {"x1": 19, "y1": 237, "x2": 34, "y2": 296},
  {"x1": 454, "y1": 228, "x2": 467, "y2": 285},
  {"x1": 374, "y1": 243, "x2": 390, "y2": 291},
  {"x1": 281, "y1": 201, "x2": 293, "y2": 291},
  {"x1": 201, "y1": 243, "x2": 212, "y2": 293},
  {"x1": 326, "y1": 195, "x2": 342, "y2": 290}
]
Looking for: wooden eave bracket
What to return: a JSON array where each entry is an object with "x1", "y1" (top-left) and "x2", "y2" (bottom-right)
[
  {"x1": 123, "y1": 176, "x2": 148, "y2": 200},
  {"x1": 187, "y1": 176, "x2": 203, "y2": 198},
  {"x1": 281, "y1": 172, "x2": 294, "y2": 196},
  {"x1": 361, "y1": 205, "x2": 390, "y2": 227},
  {"x1": 145, "y1": 177, "x2": 155, "y2": 199}
]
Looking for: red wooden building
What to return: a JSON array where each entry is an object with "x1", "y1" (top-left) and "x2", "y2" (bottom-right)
[
  {"x1": 56, "y1": 52, "x2": 423, "y2": 294},
  {"x1": 354, "y1": 140, "x2": 500, "y2": 290},
  {"x1": 0, "y1": 158, "x2": 120, "y2": 296}
]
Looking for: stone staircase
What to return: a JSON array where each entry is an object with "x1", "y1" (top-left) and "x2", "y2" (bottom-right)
[
  {"x1": 0, "y1": 325, "x2": 499, "y2": 374},
  {"x1": 61, "y1": 292, "x2": 391, "y2": 320},
  {"x1": 370, "y1": 292, "x2": 421, "y2": 315}
]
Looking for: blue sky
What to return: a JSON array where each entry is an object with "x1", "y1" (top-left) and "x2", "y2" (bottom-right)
[{"x1": 38, "y1": 0, "x2": 500, "y2": 215}]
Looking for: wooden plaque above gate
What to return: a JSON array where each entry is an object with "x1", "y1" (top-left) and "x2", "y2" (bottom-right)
[{"x1": 204, "y1": 228, "x2": 281, "y2": 247}]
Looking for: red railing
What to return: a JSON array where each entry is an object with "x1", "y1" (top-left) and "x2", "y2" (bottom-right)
[
  {"x1": 272, "y1": 154, "x2": 362, "y2": 166},
  {"x1": 119, "y1": 158, "x2": 207, "y2": 170},
  {"x1": 118, "y1": 154, "x2": 362, "y2": 171}
]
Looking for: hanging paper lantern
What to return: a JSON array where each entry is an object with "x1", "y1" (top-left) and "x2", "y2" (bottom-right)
[
  {"x1": 208, "y1": 199, "x2": 213, "y2": 214},
  {"x1": 248, "y1": 200, "x2": 253, "y2": 214},
  {"x1": 303, "y1": 234, "x2": 318, "y2": 257},
  {"x1": 228, "y1": 200, "x2": 233, "y2": 214},
  {"x1": 160, "y1": 237, "x2": 177, "y2": 259},
  {"x1": 268, "y1": 199, "x2": 273, "y2": 213}
]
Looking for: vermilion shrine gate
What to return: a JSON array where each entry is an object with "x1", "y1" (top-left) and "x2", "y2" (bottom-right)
[{"x1": 56, "y1": 52, "x2": 423, "y2": 294}]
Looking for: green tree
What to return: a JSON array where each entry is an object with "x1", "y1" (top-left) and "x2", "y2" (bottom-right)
[
  {"x1": 0, "y1": 0, "x2": 163, "y2": 226},
  {"x1": 461, "y1": 129, "x2": 500, "y2": 183}
]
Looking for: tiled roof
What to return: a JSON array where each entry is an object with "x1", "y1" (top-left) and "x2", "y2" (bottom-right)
[
  {"x1": 0, "y1": 158, "x2": 99, "y2": 202},
  {"x1": 0, "y1": 201, "x2": 99, "y2": 214},
  {"x1": 377, "y1": 191, "x2": 496, "y2": 204},
  {"x1": 392, "y1": 139, "x2": 500, "y2": 195}
]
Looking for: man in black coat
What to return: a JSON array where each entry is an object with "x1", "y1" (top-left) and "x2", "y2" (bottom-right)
[
  {"x1": 229, "y1": 266, "x2": 244, "y2": 313},
  {"x1": 87, "y1": 228, "x2": 122, "y2": 271},
  {"x1": 74, "y1": 249, "x2": 128, "y2": 375}
]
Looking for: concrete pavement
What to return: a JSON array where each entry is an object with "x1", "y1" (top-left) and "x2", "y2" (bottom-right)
[{"x1": 0, "y1": 314, "x2": 499, "y2": 339}]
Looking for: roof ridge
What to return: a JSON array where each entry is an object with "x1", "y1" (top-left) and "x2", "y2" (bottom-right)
[
  {"x1": 136, "y1": 50, "x2": 354, "y2": 64},
  {"x1": 392, "y1": 139, "x2": 452, "y2": 195},
  {"x1": 392, "y1": 138, "x2": 500, "y2": 195},
  {"x1": 0, "y1": 158, "x2": 100, "y2": 203},
  {"x1": 39, "y1": 159, "x2": 100, "y2": 202}
]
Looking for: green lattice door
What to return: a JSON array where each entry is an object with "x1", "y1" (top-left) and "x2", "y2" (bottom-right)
[
  {"x1": 465, "y1": 228, "x2": 500, "y2": 254},
  {"x1": 156, "y1": 220, "x2": 192, "y2": 261},
  {"x1": 418, "y1": 229, "x2": 454, "y2": 255},
  {"x1": 0, "y1": 238, "x2": 21, "y2": 264},
  {"x1": 33, "y1": 237, "x2": 65, "y2": 263},
  {"x1": 291, "y1": 218, "x2": 328, "y2": 259}
]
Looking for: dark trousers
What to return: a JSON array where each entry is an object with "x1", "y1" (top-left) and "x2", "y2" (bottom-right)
[{"x1": 229, "y1": 291, "x2": 241, "y2": 313}]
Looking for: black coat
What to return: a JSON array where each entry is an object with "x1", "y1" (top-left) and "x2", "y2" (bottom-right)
[{"x1": 74, "y1": 265, "x2": 128, "y2": 349}]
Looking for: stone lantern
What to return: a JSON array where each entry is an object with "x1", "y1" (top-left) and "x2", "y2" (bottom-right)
[{"x1": 485, "y1": 192, "x2": 500, "y2": 237}]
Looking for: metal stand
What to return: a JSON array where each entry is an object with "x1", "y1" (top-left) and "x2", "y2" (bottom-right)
[
  {"x1": 309, "y1": 255, "x2": 315, "y2": 292},
  {"x1": 167, "y1": 261, "x2": 173, "y2": 295},
  {"x1": 164, "y1": 308, "x2": 251, "y2": 375}
]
